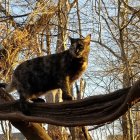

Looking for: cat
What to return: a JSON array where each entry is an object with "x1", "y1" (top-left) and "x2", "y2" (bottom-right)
[{"x1": 0, "y1": 34, "x2": 91, "y2": 112}]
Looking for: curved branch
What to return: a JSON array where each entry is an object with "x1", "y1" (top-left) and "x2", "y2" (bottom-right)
[
  {"x1": 0, "y1": 79, "x2": 140, "y2": 127},
  {"x1": 0, "y1": 88, "x2": 52, "y2": 140},
  {"x1": 92, "y1": 40, "x2": 122, "y2": 60}
]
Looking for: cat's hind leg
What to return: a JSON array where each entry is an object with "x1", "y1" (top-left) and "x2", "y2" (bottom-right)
[
  {"x1": 19, "y1": 91, "x2": 31, "y2": 115},
  {"x1": 5, "y1": 81, "x2": 16, "y2": 93}
]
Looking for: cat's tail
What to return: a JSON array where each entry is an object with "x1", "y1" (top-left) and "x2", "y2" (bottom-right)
[{"x1": 0, "y1": 82, "x2": 15, "y2": 93}]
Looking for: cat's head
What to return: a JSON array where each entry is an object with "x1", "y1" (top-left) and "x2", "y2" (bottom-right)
[{"x1": 69, "y1": 34, "x2": 91, "y2": 58}]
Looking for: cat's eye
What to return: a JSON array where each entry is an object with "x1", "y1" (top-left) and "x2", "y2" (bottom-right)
[{"x1": 77, "y1": 44, "x2": 84, "y2": 50}]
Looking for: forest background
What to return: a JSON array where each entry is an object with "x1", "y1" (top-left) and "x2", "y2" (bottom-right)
[{"x1": 0, "y1": 0, "x2": 140, "y2": 140}]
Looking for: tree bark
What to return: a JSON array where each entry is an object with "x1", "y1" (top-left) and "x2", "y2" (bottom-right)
[
  {"x1": 0, "y1": 79, "x2": 140, "y2": 126},
  {"x1": 0, "y1": 88, "x2": 52, "y2": 140}
]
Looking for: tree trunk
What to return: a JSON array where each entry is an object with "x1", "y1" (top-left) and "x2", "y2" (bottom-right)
[
  {"x1": 119, "y1": 0, "x2": 134, "y2": 139},
  {"x1": 46, "y1": 89, "x2": 69, "y2": 140}
]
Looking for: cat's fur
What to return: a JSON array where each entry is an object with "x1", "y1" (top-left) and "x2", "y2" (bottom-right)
[{"x1": 0, "y1": 34, "x2": 91, "y2": 109}]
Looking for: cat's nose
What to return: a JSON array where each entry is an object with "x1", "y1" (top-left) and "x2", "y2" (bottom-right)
[{"x1": 76, "y1": 49, "x2": 80, "y2": 53}]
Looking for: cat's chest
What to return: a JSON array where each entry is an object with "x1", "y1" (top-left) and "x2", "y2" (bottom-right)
[
  {"x1": 81, "y1": 61, "x2": 87, "y2": 70},
  {"x1": 71, "y1": 60, "x2": 87, "y2": 71},
  {"x1": 68, "y1": 58, "x2": 87, "y2": 82},
  {"x1": 71, "y1": 59, "x2": 87, "y2": 71}
]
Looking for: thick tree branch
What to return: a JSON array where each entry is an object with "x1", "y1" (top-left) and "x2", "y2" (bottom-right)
[
  {"x1": 0, "y1": 79, "x2": 140, "y2": 127},
  {"x1": 0, "y1": 88, "x2": 52, "y2": 140}
]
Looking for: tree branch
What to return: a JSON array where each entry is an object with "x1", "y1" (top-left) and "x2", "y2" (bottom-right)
[
  {"x1": 0, "y1": 79, "x2": 140, "y2": 127},
  {"x1": 0, "y1": 2, "x2": 18, "y2": 28},
  {"x1": 0, "y1": 88, "x2": 52, "y2": 140}
]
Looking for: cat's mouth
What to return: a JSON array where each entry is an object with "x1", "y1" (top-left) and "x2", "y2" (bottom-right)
[
  {"x1": 75, "y1": 51, "x2": 83, "y2": 57},
  {"x1": 76, "y1": 53, "x2": 81, "y2": 57}
]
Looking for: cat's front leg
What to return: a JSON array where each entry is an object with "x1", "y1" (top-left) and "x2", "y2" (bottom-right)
[
  {"x1": 61, "y1": 76, "x2": 73, "y2": 101},
  {"x1": 62, "y1": 89, "x2": 73, "y2": 101}
]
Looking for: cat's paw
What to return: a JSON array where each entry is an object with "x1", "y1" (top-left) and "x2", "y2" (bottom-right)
[
  {"x1": 62, "y1": 94, "x2": 73, "y2": 101},
  {"x1": 31, "y1": 98, "x2": 45, "y2": 103},
  {"x1": 20, "y1": 101, "x2": 31, "y2": 115}
]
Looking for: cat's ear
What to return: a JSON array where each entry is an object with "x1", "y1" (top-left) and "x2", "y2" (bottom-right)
[{"x1": 84, "y1": 34, "x2": 91, "y2": 43}]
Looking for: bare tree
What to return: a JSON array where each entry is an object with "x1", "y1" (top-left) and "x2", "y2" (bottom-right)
[{"x1": 0, "y1": 0, "x2": 139, "y2": 139}]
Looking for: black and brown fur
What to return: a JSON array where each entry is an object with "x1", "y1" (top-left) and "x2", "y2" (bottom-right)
[{"x1": 0, "y1": 34, "x2": 91, "y2": 112}]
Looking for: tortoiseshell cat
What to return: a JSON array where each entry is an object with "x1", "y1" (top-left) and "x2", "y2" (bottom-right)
[{"x1": 0, "y1": 34, "x2": 91, "y2": 112}]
